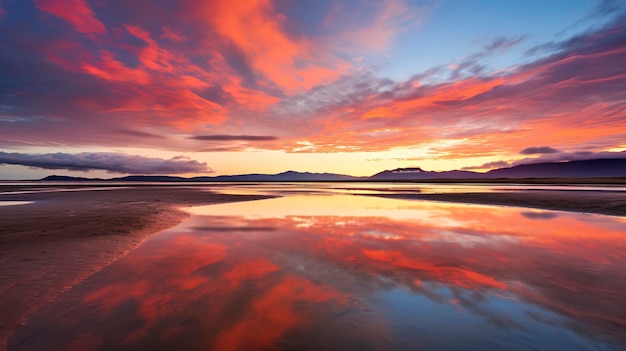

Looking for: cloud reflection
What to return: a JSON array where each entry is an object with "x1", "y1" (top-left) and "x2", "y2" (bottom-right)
[{"x1": 9, "y1": 196, "x2": 626, "y2": 350}]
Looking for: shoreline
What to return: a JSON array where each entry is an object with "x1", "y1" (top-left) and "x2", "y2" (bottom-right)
[
  {"x1": 366, "y1": 190, "x2": 626, "y2": 217},
  {"x1": 2, "y1": 176, "x2": 626, "y2": 185},
  {"x1": 1, "y1": 184, "x2": 625, "y2": 348},
  {"x1": 0, "y1": 186, "x2": 274, "y2": 350}
]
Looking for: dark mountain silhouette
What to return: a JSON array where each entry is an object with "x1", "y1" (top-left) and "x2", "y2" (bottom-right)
[
  {"x1": 40, "y1": 158, "x2": 626, "y2": 182},
  {"x1": 112, "y1": 175, "x2": 189, "y2": 182},
  {"x1": 41, "y1": 175, "x2": 104, "y2": 181},
  {"x1": 42, "y1": 171, "x2": 362, "y2": 182},
  {"x1": 370, "y1": 167, "x2": 480, "y2": 180},
  {"x1": 484, "y1": 159, "x2": 626, "y2": 178},
  {"x1": 194, "y1": 171, "x2": 362, "y2": 182}
]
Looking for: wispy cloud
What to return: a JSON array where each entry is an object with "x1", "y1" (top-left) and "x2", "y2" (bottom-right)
[
  {"x1": 34, "y1": 0, "x2": 105, "y2": 34},
  {"x1": 190, "y1": 135, "x2": 278, "y2": 141},
  {"x1": 0, "y1": 152, "x2": 210, "y2": 174},
  {"x1": 520, "y1": 146, "x2": 560, "y2": 155}
]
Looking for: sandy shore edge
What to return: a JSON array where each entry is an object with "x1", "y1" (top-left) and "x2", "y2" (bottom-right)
[
  {"x1": 0, "y1": 186, "x2": 274, "y2": 350},
  {"x1": 366, "y1": 190, "x2": 626, "y2": 217}
]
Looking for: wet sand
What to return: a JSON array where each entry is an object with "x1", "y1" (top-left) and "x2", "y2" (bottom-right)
[
  {"x1": 369, "y1": 190, "x2": 626, "y2": 217},
  {"x1": 1, "y1": 184, "x2": 624, "y2": 349},
  {"x1": 0, "y1": 186, "x2": 273, "y2": 350}
]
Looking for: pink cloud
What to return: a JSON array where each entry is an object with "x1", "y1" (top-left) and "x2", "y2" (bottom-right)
[
  {"x1": 0, "y1": 1, "x2": 624, "y2": 161},
  {"x1": 34, "y1": 0, "x2": 105, "y2": 34}
]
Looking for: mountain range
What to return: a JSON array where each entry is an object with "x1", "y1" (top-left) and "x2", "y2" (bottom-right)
[{"x1": 41, "y1": 158, "x2": 626, "y2": 182}]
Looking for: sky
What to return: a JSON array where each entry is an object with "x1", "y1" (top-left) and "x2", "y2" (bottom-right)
[{"x1": 0, "y1": 0, "x2": 625, "y2": 179}]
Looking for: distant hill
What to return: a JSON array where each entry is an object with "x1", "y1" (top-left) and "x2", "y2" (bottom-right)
[
  {"x1": 41, "y1": 175, "x2": 104, "y2": 181},
  {"x1": 112, "y1": 175, "x2": 189, "y2": 182},
  {"x1": 484, "y1": 158, "x2": 626, "y2": 178},
  {"x1": 195, "y1": 171, "x2": 362, "y2": 182},
  {"x1": 42, "y1": 171, "x2": 362, "y2": 182},
  {"x1": 370, "y1": 159, "x2": 626, "y2": 180},
  {"x1": 40, "y1": 158, "x2": 626, "y2": 182},
  {"x1": 370, "y1": 167, "x2": 480, "y2": 180}
]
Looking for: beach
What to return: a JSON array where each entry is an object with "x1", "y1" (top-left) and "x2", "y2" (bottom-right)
[
  {"x1": 0, "y1": 185, "x2": 272, "y2": 349},
  {"x1": 1, "y1": 183, "x2": 625, "y2": 349}
]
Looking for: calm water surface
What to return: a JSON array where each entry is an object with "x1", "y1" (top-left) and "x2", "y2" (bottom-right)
[{"x1": 9, "y1": 190, "x2": 626, "y2": 351}]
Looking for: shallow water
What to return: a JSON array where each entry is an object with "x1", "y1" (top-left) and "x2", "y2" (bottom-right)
[{"x1": 9, "y1": 191, "x2": 626, "y2": 351}]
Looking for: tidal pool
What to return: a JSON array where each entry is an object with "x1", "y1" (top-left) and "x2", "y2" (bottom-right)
[{"x1": 9, "y1": 194, "x2": 626, "y2": 350}]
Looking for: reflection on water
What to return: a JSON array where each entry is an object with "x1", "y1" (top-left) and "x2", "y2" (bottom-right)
[
  {"x1": 9, "y1": 194, "x2": 626, "y2": 350},
  {"x1": 198, "y1": 182, "x2": 626, "y2": 197}
]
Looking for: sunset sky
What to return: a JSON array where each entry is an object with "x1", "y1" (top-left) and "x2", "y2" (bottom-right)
[{"x1": 0, "y1": 0, "x2": 625, "y2": 179}]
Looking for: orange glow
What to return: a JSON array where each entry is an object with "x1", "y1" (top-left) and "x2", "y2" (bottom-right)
[
  {"x1": 81, "y1": 51, "x2": 151, "y2": 84},
  {"x1": 214, "y1": 277, "x2": 344, "y2": 351},
  {"x1": 362, "y1": 249, "x2": 507, "y2": 290},
  {"x1": 223, "y1": 259, "x2": 280, "y2": 288}
]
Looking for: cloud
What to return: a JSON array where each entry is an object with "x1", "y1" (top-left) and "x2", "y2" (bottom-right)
[
  {"x1": 112, "y1": 129, "x2": 166, "y2": 139},
  {"x1": 322, "y1": 0, "x2": 430, "y2": 52},
  {"x1": 196, "y1": 147, "x2": 247, "y2": 152},
  {"x1": 0, "y1": 1, "x2": 624, "y2": 163},
  {"x1": 34, "y1": 0, "x2": 106, "y2": 34},
  {"x1": 0, "y1": 152, "x2": 210, "y2": 174},
  {"x1": 190, "y1": 135, "x2": 278, "y2": 141},
  {"x1": 286, "y1": 14, "x2": 626, "y2": 154},
  {"x1": 462, "y1": 161, "x2": 510, "y2": 170},
  {"x1": 483, "y1": 36, "x2": 525, "y2": 52},
  {"x1": 520, "y1": 146, "x2": 560, "y2": 155},
  {"x1": 520, "y1": 211, "x2": 559, "y2": 220}
]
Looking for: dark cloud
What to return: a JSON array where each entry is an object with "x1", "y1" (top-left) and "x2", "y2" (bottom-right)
[
  {"x1": 448, "y1": 36, "x2": 523, "y2": 80},
  {"x1": 520, "y1": 211, "x2": 559, "y2": 220},
  {"x1": 112, "y1": 129, "x2": 165, "y2": 139},
  {"x1": 483, "y1": 36, "x2": 524, "y2": 52},
  {"x1": 0, "y1": 152, "x2": 210, "y2": 174},
  {"x1": 190, "y1": 135, "x2": 278, "y2": 141},
  {"x1": 520, "y1": 146, "x2": 560, "y2": 155},
  {"x1": 196, "y1": 146, "x2": 247, "y2": 152},
  {"x1": 194, "y1": 86, "x2": 235, "y2": 106},
  {"x1": 191, "y1": 226, "x2": 277, "y2": 232}
]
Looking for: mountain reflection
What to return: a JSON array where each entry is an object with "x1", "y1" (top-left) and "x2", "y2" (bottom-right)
[{"x1": 10, "y1": 195, "x2": 626, "y2": 351}]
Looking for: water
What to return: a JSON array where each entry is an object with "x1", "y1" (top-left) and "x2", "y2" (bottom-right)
[
  {"x1": 8, "y1": 189, "x2": 626, "y2": 350},
  {"x1": 2, "y1": 181, "x2": 625, "y2": 196}
]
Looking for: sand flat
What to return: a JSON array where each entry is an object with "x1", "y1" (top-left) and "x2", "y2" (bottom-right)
[
  {"x1": 1, "y1": 183, "x2": 625, "y2": 349},
  {"x1": 0, "y1": 186, "x2": 273, "y2": 349}
]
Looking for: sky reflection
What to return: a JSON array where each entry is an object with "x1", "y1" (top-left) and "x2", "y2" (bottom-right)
[{"x1": 10, "y1": 195, "x2": 626, "y2": 351}]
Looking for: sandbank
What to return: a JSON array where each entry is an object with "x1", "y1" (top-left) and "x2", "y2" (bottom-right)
[{"x1": 0, "y1": 185, "x2": 273, "y2": 349}]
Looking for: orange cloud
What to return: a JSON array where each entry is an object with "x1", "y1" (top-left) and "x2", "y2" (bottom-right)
[{"x1": 195, "y1": 0, "x2": 347, "y2": 93}]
